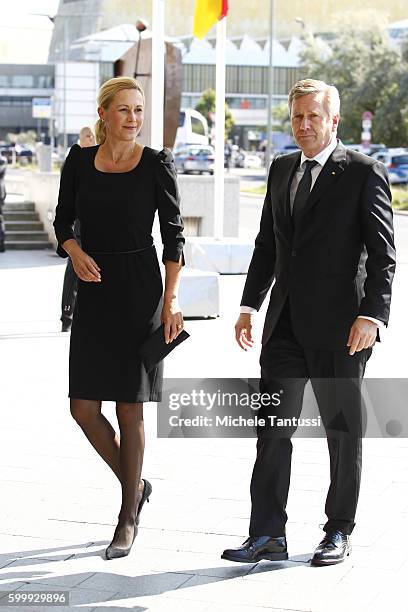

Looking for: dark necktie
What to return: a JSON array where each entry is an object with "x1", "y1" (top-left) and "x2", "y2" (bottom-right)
[{"x1": 292, "y1": 160, "x2": 319, "y2": 223}]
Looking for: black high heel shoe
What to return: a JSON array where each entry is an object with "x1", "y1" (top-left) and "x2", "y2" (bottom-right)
[
  {"x1": 105, "y1": 479, "x2": 152, "y2": 560},
  {"x1": 136, "y1": 478, "x2": 152, "y2": 525},
  {"x1": 105, "y1": 521, "x2": 138, "y2": 560}
]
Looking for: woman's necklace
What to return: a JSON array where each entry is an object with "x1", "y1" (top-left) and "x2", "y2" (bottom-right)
[{"x1": 104, "y1": 142, "x2": 139, "y2": 165}]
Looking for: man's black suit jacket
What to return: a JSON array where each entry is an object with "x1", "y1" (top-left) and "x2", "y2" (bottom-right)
[{"x1": 241, "y1": 141, "x2": 396, "y2": 350}]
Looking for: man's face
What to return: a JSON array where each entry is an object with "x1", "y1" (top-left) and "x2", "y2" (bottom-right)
[{"x1": 290, "y1": 92, "x2": 338, "y2": 158}]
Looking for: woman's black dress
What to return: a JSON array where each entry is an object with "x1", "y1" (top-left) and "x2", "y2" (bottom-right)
[{"x1": 53, "y1": 144, "x2": 184, "y2": 402}]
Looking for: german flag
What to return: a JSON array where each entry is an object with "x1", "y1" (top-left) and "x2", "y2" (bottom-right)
[{"x1": 193, "y1": 0, "x2": 229, "y2": 39}]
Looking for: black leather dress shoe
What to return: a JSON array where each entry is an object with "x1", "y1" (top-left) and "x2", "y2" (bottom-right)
[
  {"x1": 311, "y1": 530, "x2": 351, "y2": 566},
  {"x1": 221, "y1": 536, "x2": 288, "y2": 563}
]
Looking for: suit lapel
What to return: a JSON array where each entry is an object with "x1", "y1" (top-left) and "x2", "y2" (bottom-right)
[{"x1": 298, "y1": 141, "x2": 347, "y2": 221}]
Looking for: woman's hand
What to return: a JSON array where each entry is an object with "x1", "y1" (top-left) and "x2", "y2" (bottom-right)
[
  {"x1": 67, "y1": 243, "x2": 101, "y2": 282},
  {"x1": 161, "y1": 294, "x2": 184, "y2": 344}
]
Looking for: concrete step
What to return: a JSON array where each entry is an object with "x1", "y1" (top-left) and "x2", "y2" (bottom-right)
[
  {"x1": 5, "y1": 231, "x2": 50, "y2": 241},
  {"x1": 3, "y1": 211, "x2": 40, "y2": 222},
  {"x1": 4, "y1": 241, "x2": 52, "y2": 250},
  {"x1": 4, "y1": 221, "x2": 44, "y2": 231},
  {"x1": 3, "y1": 201, "x2": 36, "y2": 212}
]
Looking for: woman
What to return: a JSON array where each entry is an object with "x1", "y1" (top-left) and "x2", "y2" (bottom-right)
[{"x1": 53, "y1": 77, "x2": 185, "y2": 560}]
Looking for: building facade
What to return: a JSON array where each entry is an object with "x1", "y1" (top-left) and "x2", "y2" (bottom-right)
[
  {"x1": 49, "y1": 0, "x2": 408, "y2": 54},
  {"x1": 0, "y1": 65, "x2": 54, "y2": 141}
]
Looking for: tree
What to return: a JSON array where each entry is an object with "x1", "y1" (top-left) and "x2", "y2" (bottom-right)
[
  {"x1": 7, "y1": 130, "x2": 37, "y2": 145},
  {"x1": 195, "y1": 89, "x2": 235, "y2": 139},
  {"x1": 272, "y1": 102, "x2": 292, "y2": 135},
  {"x1": 299, "y1": 12, "x2": 408, "y2": 147}
]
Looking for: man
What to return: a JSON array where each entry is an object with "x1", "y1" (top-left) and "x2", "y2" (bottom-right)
[
  {"x1": 0, "y1": 152, "x2": 7, "y2": 252},
  {"x1": 60, "y1": 127, "x2": 95, "y2": 332},
  {"x1": 221, "y1": 79, "x2": 396, "y2": 566}
]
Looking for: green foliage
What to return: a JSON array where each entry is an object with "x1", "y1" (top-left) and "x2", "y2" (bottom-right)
[
  {"x1": 392, "y1": 186, "x2": 408, "y2": 210},
  {"x1": 272, "y1": 102, "x2": 292, "y2": 135},
  {"x1": 299, "y1": 15, "x2": 408, "y2": 147},
  {"x1": 7, "y1": 130, "x2": 37, "y2": 145},
  {"x1": 195, "y1": 88, "x2": 235, "y2": 138}
]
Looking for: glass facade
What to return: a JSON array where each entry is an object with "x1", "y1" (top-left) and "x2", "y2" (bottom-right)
[
  {"x1": 0, "y1": 98, "x2": 32, "y2": 107},
  {"x1": 226, "y1": 97, "x2": 267, "y2": 109},
  {"x1": 0, "y1": 74, "x2": 54, "y2": 89},
  {"x1": 99, "y1": 62, "x2": 115, "y2": 86},
  {"x1": 183, "y1": 65, "x2": 301, "y2": 96}
]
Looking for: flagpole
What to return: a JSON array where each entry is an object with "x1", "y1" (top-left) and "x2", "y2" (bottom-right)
[
  {"x1": 265, "y1": 0, "x2": 274, "y2": 174},
  {"x1": 151, "y1": 0, "x2": 165, "y2": 150},
  {"x1": 214, "y1": 15, "x2": 227, "y2": 240}
]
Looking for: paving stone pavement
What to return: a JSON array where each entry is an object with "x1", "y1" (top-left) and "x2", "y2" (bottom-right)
[{"x1": 0, "y1": 212, "x2": 407, "y2": 611}]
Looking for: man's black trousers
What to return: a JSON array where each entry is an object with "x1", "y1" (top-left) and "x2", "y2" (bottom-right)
[{"x1": 249, "y1": 298, "x2": 371, "y2": 537}]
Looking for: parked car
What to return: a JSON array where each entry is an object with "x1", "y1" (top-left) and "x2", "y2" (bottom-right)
[
  {"x1": 243, "y1": 153, "x2": 263, "y2": 169},
  {"x1": 272, "y1": 144, "x2": 300, "y2": 159},
  {"x1": 345, "y1": 143, "x2": 386, "y2": 156},
  {"x1": 371, "y1": 148, "x2": 408, "y2": 184},
  {"x1": 0, "y1": 143, "x2": 34, "y2": 163},
  {"x1": 174, "y1": 144, "x2": 215, "y2": 175}
]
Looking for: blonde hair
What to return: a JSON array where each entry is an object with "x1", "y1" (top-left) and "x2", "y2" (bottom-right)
[
  {"x1": 95, "y1": 77, "x2": 145, "y2": 144},
  {"x1": 288, "y1": 79, "x2": 340, "y2": 118}
]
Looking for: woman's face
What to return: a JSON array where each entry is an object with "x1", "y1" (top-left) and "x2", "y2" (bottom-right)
[
  {"x1": 99, "y1": 88, "x2": 144, "y2": 142},
  {"x1": 79, "y1": 129, "x2": 95, "y2": 147}
]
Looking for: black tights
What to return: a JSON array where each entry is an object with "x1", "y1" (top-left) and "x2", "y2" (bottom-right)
[{"x1": 70, "y1": 399, "x2": 145, "y2": 549}]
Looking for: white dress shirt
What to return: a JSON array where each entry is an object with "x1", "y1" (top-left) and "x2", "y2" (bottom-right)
[{"x1": 241, "y1": 136, "x2": 383, "y2": 327}]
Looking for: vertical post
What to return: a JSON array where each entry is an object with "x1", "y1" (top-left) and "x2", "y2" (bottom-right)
[
  {"x1": 49, "y1": 95, "x2": 54, "y2": 150},
  {"x1": 265, "y1": 0, "x2": 274, "y2": 175},
  {"x1": 214, "y1": 16, "x2": 227, "y2": 240},
  {"x1": 62, "y1": 17, "x2": 68, "y2": 152},
  {"x1": 151, "y1": 0, "x2": 165, "y2": 150}
]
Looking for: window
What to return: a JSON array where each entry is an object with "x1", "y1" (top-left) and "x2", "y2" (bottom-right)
[
  {"x1": 0, "y1": 97, "x2": 31, "y2": 107},
  {"x1": 183, "y1": 64, "x2": 215, "y2": 92},
  {"x1": 37, "y1": 75, "x2": 54, "y2": 88},
  {"x1": 393, "y1": 155, "x2": 408, "y2": 165},
  {"x1": 12, "y1": 75, "x2": 34, "y2": 88},
  {"x1": 188, "y1": 146, "x2": 213, "y2": 156},
  {"x1": 226, "y1": 97, "x2": 267, "y2": 109},
  {"x1": 191, "y1": 116, "x2": 205, "y2": 136},
  {"x1": 100, "y1": 62, "x2": 114, "y2": 86},
  {"x1": 182, "y1": 64, "x2": 303, "y2": 97}
]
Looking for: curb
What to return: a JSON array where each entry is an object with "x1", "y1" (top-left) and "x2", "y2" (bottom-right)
[{"x1": 240, "y1": 191, "x2": 265, "y2": 198}]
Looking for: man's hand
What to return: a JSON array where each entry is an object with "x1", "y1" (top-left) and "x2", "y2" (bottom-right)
[
  {"x1": 347, "y1": 318, "x2": 378, "y2": 355},
  {"x1": 235, "y1": 313, "x2": 255, "y2": 351}
]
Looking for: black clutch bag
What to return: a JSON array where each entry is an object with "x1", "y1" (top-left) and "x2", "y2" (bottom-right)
[{"x1": 139, "y1": 324, "x2": 190, "y2": 372}]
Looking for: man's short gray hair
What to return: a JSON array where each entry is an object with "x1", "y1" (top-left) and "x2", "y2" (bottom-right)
[{"x1": 288, "y1": 79, "x2": 340, "y2": 118}]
